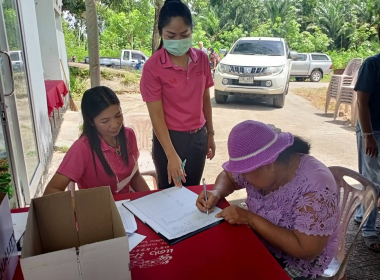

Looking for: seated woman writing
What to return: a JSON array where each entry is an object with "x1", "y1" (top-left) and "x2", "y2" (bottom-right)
[
  {"x1": 44, "y1": 86, "x2": 150, "y2": 195},
  {"x1": 196, "y1": 120, "x2": 339, "y2": 280}
]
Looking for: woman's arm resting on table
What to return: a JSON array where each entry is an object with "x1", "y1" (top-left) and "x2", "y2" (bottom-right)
[
  {"x1": 248, "y1": 213, "x2": 329, "y2": 261},
  {"x1": 217, "y1": 196, "x2": 331, "y2": 261},
  {"x1": 44, "y1": 173, "x2": 72, "y2": 195},
  {"x1": 130, "y1": 169, "x2": 150, "y2": 192},
  {"x1": 203, "y1": 88, "x2": 216, "y2": 160},
  {"x1": 196, "y1": 171, "x2": 239, "y2": 212},
  {"x1": 146, "y1": 101, "x2": 184, "y2": 186}
]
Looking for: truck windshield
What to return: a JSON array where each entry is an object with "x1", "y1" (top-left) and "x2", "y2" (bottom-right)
[
  {"x1": 230, "y1": 40, "x2": 285, "y2": 56},
  {"x1": 10, "y1": 52, "x2": 20, "y2": 61}
]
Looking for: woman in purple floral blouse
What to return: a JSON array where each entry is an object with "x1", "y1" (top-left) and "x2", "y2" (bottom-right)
[{"x1": 196, "y1": 120, "x2": 339, "y2": 280}]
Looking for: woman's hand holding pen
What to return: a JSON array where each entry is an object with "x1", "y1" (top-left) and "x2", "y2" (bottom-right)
[
  {"x1": 167, "y1": 153, "x2": 186, "y2": 187},
  {"x1": 196, "y1": 190, "x2": 220, "y2": 213}
]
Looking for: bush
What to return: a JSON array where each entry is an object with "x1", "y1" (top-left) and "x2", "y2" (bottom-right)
[
  {"x1": 327, "y1": 48, "x2": 377, "y2": 70},
  {"x1": 100, "y1": 69, "x2": 114, "y2": 80},
  {"x1": 122, "y1": 71, "x2": 142, "y2": 86},
  {"x1": 69, "y1": 67, "x2": 88, "y2": 100}
]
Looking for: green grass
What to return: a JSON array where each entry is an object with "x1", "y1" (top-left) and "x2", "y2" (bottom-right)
[
  {"x1": 55, "y1": 146, "x2": 70, "y2": 153},
  {"x1": 100, "y1": 69, "x2": 114, "y2": 81},
  {"x1": 321, "y1": 74, "x2": 332, "y2": 83},
  {"x1": 26, "y1": 150, "x2": 37, "y2": 157},
  {"x1": 122, "y1": 72, "x2": 141, "y2": 86}
]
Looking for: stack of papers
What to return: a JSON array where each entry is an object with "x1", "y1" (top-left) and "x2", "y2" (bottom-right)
[
  {"x1": 123, "y1": 187, "x2": 223, "y2": 241},
  {"x1": 116, "y1": 200, "x2": 146, "y2": 251},
  {"x1": 117, "y1": 205, "x2": 138, "y2": 235}
]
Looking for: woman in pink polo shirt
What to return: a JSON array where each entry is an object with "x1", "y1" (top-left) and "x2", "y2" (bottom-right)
[
  {"x1": 140, "y1": 0, "x2": 215, "y2": 189},
  {"x1": 44, "y1": 86, "x2": 150, "y2": 195}
]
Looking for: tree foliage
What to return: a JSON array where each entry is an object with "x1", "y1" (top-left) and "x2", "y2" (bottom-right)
[{"x1": 62, "y1": 0, "x2": 379, "y2": 68}]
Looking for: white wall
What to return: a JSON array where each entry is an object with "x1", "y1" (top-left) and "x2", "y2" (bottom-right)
[
  {"x1": 57, "y1": 29, "x2": 70, "y2": 88},
  {"x1": 34, "y1": 0, "x2": 63, "y2": 81},
  {"x1": 18, "y1": 0, "x2": 53, "y2": 197}
]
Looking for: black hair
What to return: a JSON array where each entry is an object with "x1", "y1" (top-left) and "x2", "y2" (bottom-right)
[
  {"x1": 276, "y1": 136, "x2": 311, "y2": 163},
  {"x1": 209, "y1": 48, "x2": 214, "y2": 53},
  {"x1": 157, "y1": 0, "x2": 193, "y2": 50},
  {"x1": 81, "y1": 86, "x2": 129, "y2": 177}
]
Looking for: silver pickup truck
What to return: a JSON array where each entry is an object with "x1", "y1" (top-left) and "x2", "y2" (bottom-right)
[
  {"x1": 85, "y1": 49, "x2": 149, "y2": 69},
  {"x1": 290, "y1": 53, "x2": 333, "y2": 82}
]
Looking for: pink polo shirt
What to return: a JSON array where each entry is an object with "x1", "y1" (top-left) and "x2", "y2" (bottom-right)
[
  {"x1": 140, "y1": 47, "x2": 214, "y2": 131},
  {"x1": 57, "y1": 127, "x2": 139, "y2": 194}
]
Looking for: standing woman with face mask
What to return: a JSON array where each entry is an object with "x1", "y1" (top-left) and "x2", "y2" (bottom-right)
[{"x1": 140, "y1": 0, "x2": 215, "y2": 189}]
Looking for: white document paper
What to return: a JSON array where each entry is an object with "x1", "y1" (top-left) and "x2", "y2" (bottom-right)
[
  {"x1": 115, "y1": 199, "x2": 130, "y2": 208},
  {"x1": 117, "y1": 206, "x2": 137, "y2": 234},
  {"x1": 123, "y1": 187, "x2": 223, "y2": 240},
  {"x1": 128, "y1": 233, "x2": 146, "y2": 252},
  {"x1": 11, "y1": 212, "x2": 28, "y2": 241}
]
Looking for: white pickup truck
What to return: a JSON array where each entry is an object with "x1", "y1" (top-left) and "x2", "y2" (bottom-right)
[
  {"x1": 290, "y1": 53, "x2": 333, "y2": 82},
  {"x1": 214, "y1": 37, "x2": 297, "y2": 108},
  {"x1": 85, "y1": 50, "x2": 149, "y2": 69},
  {"x1": 9, "y1": 50, "x2": 24, "y2": 72}
]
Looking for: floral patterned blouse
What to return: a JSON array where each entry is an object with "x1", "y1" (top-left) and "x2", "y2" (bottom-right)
[{"x1": 233, "y1": 155, "x2": 339, "y2": 279}]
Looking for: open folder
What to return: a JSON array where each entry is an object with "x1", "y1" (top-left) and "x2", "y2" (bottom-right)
[{"x1": 123, "y1": 187, "x2": 224, "y2": 245}]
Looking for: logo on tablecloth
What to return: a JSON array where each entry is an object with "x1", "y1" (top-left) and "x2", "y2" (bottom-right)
[{"x1": 130, "y1": 239, "x2": 173, "y2": 269}]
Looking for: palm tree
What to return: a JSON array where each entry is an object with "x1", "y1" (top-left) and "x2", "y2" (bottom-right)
[
  {"x1": 263, "y1": 0, "x2": 295, "y2": 24},
  {"x1": 312, "y1": 0, "x2": 351, "y2": 49},
  {"x1": 352, "y1": 0, "x2": 380, "y2": 27}
]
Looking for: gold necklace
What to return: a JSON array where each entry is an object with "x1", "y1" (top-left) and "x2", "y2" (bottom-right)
[{"x1": 107, "y1": 138, "x2": 122, "y2": 156}]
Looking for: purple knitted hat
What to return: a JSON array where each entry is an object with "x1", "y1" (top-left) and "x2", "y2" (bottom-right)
[{"x1": 223, "y1": 121, "x2": 294, "y2": 174}]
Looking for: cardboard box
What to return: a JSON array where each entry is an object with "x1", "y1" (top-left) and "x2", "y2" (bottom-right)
[
  {"x1": 21, "y1": 187, "x2": 131, "y2": 280},
  {"x1": 0, "y1": 193, "x2": 18, "y2": 280}
]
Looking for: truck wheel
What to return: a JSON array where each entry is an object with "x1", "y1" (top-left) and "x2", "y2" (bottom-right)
[
  {"x1": 273, "y1": 94, "x2": 285, "y2": 108},
  {"x1": 295, "y1": 77, "x2": 306, "y2": 82},
  {"x1": 310, "y1": 70, "x2": 322, "y2": 82},
  {"x1": 273, "y1": 88, "x2": 286, "y2": 108},
  {"x1": 215, "y1": 90, "x2": 228, "y2": 104},
  {"x1": 284, "y1": 81, "x2": 289, "y2": 95}
]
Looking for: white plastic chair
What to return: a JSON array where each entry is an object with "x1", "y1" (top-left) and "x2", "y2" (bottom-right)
[
  {"x1": 124, "y1": 113, "x2": 157, "y2": 190},
  {"x1": 333, "y1": 70, "x2": 359, "y2": 125},
  {"x1": 318, "y1": 166, "x2": 378, "y2": 280},
  {"x1": 325, "y1": 58, "x2": 363, "y2": 114}
]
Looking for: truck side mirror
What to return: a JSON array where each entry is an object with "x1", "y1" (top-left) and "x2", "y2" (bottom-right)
[
  {"x1": 220, "y1": 49, "x2": 227, "y2": 56},
  {"x1": 289, "y1": 51, "x2": 298, "y2": 60}
]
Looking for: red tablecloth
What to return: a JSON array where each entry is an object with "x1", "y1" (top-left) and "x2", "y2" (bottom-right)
[
  {"x1": 44, "y1": 80, "x2": 68, "y2": 117},
  {"x1": 12, "y1": 186, "x2": 290, "y2": 280}
]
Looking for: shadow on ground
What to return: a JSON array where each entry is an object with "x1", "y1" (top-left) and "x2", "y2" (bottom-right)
[
  {"x1": 211, "y1": 96, "x2": 276, "y2": 112},
  {"x1": 315, "y1": 113, "x2": 335, "y2": 119},
  {"x1": 314, "y1": 113, "x2": 357, "y2": 133}
]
